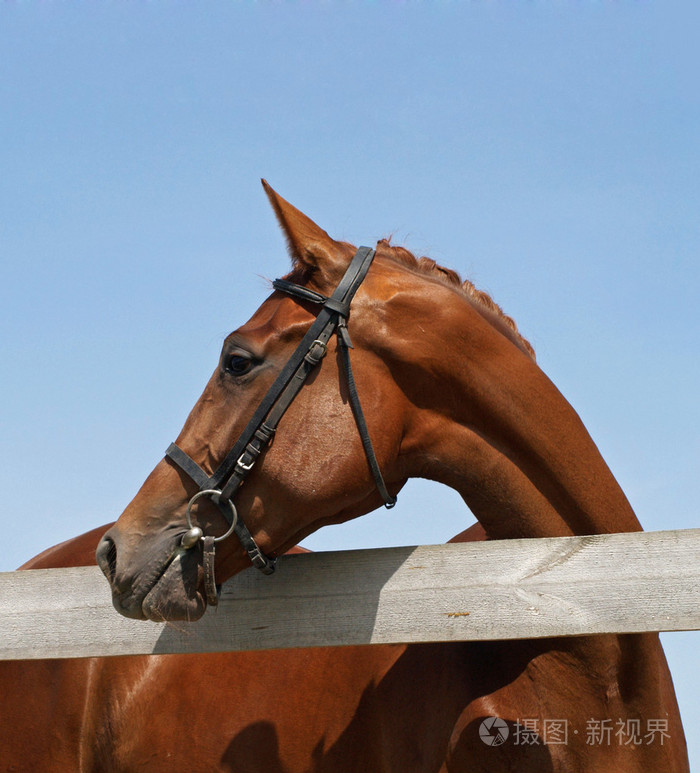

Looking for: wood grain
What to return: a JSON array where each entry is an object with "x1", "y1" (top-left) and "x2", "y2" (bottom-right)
[{"x1": 1, "y1": 529, "x2": 698, "y2": 660}]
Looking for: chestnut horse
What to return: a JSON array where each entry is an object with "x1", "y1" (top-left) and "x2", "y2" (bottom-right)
[{"x1": 1, "y1": 183, "x2": 688, "y2": 771}]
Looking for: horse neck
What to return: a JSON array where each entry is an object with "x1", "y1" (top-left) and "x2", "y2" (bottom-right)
[{"x1": 403, "y1": 307, "x2": 642, "y2": 540}]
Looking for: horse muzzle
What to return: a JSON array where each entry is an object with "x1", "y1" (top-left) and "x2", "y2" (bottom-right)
[{"x1": 96, "y1": 526, "x2": 208, "y2": 622}]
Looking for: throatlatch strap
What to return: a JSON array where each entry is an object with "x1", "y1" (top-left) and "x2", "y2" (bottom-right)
[{"x1": 338, "y1": 333, "x2": 397, "y2": 509}]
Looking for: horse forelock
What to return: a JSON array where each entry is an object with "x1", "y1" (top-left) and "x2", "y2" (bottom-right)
[{"x1": 375, "y1": 239, "x2": 536, "y2": 360}]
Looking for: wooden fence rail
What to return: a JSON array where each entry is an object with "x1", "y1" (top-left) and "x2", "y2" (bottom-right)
[{"x1": 1, "y1": 529, "x2": 698, "y2": 661}]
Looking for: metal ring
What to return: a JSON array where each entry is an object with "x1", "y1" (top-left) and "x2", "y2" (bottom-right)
[{"x1": 185, "y1": 489, "x2": 238, "y2": 544}]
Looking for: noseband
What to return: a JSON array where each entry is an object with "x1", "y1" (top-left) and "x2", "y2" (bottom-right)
[{"x1": 164, "y1": 246, "x2": 397, "y2": 604}]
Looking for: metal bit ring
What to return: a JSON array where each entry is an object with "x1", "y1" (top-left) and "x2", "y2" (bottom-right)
[{"x1": 184, "y1": 489, "x2": 238, "y2": 546}]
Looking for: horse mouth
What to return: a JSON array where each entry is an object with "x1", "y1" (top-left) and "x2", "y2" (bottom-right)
[
  {"x1": 139, "y1": 544, "x2": 208, "y2": 622},
  {"x1": 98, "y1": 531, "x2": 208, "y2": 623}
]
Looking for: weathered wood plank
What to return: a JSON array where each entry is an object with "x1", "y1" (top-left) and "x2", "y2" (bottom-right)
[{"x1": 0, "y1": 529, "x2": 698, "y2": 660}]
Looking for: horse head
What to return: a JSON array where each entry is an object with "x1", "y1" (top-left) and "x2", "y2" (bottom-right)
[{"x1": 97, "y1": 181, "x2": 639, "y2": 622}]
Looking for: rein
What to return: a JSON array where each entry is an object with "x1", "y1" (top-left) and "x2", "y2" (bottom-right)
[{"x1": 165, "y1": 247, "x2": 397, "y2": 604}]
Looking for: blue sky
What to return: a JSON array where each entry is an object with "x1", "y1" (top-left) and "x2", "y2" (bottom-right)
[{"x1": 1, "y1": 1, "x2": 698, "y2": 764}]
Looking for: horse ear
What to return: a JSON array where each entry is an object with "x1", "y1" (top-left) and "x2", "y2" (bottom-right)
[{"x1": 261, "y1": 180, "x2": 352, "y2": 278}]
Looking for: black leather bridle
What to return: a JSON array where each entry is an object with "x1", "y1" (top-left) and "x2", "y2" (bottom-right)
[{"x1": 165, "y1": 246, "x2": 397, "y2": 604}]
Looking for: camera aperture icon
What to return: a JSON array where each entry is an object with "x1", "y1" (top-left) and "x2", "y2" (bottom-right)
[{"x1": 479, "y1": 716, "x2": 509, "y2": 746}]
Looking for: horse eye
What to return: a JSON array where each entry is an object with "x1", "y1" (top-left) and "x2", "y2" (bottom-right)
[{"x1": 225, "y1": 354, "x2": 253, "y2": 376}]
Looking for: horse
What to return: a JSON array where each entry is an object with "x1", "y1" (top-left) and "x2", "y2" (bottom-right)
[{"x1": 1, "y1": 182, "x2": 688, "y2": 772}]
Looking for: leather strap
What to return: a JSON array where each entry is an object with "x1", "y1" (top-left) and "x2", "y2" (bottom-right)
[
  {"x1": 338, "y1": 333, "x2": 397, "y2": 508},
  {"x1": 202, "y1": 536, "x2": 219, "y2": 606},
  {"x1": 269, "y1": 280, "x2": 327, "y2": 305},
  {"x1": 165, "y1": 442, "x2": 210, "y2": 489}
]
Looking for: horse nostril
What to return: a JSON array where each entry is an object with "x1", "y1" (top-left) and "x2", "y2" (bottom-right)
[{"x1": 96, "y1": 535, "x2": 118, "y2": 585}]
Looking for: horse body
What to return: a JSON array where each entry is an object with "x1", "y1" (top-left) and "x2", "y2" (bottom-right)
[
  {"x1": 5, "y1": 524, "x2": 683, "y2": 772},
  {"x1": 1, "y1": 183, "x2": 688, "y2": 771}
]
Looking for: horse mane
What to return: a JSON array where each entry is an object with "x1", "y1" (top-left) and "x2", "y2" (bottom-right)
[{"x1": 375, "y1": 239, "x2": 535, "y2": 360}]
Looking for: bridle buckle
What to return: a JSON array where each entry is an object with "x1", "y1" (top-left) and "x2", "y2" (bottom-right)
[
  {"x1": 304, "y1": 339, "x2": 328, "y2": 365},
  {"x1": 236, "y1": 453, "x2": 256, "y2": 473}
]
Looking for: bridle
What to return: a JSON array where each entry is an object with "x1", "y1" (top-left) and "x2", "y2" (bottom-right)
[{"x1": 165, "y1": 246, "x2": 397, "y2": 605}]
